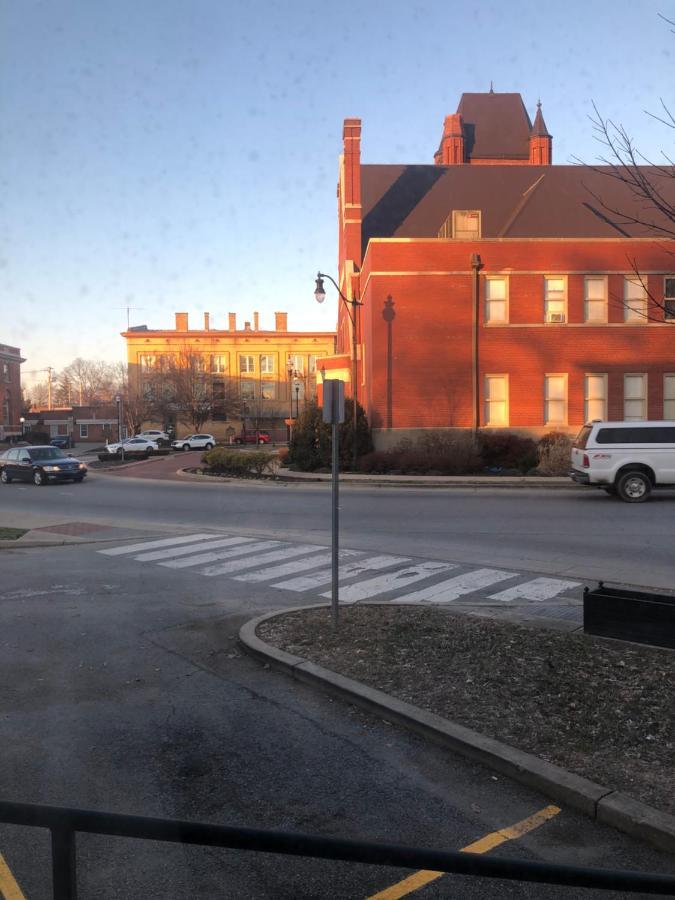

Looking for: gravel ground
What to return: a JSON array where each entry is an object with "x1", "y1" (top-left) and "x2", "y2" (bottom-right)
[{"x1": 258, "y1": 606, "x2": 674, "y2": 816}]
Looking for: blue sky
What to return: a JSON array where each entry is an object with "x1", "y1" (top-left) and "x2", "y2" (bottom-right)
[{"x1": 1, "y1": 0, "x2": 672, "y2": 378}]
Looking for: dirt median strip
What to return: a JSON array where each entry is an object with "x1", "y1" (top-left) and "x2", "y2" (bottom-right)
[{"x1": 240, "y1": 604, "x2": 675, "y2": 855}]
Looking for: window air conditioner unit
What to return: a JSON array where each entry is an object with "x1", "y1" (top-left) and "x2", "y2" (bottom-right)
[{"x1": 546, "y1": 312, "x2": 566, "y2": 323}]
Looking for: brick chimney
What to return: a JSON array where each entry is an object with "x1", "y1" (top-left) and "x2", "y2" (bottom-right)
[
  {"x1": 244, "y1": 321, "x2": 251, "y2": 331},
  {"x1": 435, "y1": 114, "x2": 465, "y2": 165},
  {"x1": 253, "y1": 311, "x2": 259, "y2": 331},
  {"x1": 228, "y1": 312, "x2": 236, "y2": 331},
  {"x1": 175, "y1": 312, "x2": 188, "y2": 331},
  {"x1": 204, "y1": 312, "x2": 210, "y2": 330},
  {"x1": 275, "y1": 312, "x2": 287, "y2": 332}
]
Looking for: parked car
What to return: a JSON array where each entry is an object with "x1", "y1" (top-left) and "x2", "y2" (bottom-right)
[
  {"x1": 171, "y1": 434, "x2": 215, "y2": 451},
  {"x1": 50, "y1": 435, "x2": 72, "y2": 449},
  {"x1": 104, "y1": 437, "x2": 159, "y2": 456},
  {"x1": 0, "y1": 445, "x2": 87, "y2": 485},
  {"x1": 233, "y1": 430, "x2": 271, "y2": 445},
  {"x1": 570, "y1": 420, "x2": 675, "y2": 502},
  {"x1": 137, "y1": 429, "x2": 170, "y2": 446}
]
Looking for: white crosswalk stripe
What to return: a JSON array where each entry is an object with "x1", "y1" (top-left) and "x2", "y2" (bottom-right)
[
  {"x1": 158, "y1": 540, "x2": 282, "y2": 569},
  {"x1": 320, "y1": 561, "x2": 454, "y2": 604},
  {"x1": 201, "y1": 545, "x2": 325, "y2": 577},
  {"x1": 135, "y1": 536, "x2": 255, "y2": 562},
  {"x1": 273, "y1": 554, "x2": 411, "y2": 592},
  {"x1": 235, "y1": 549, "x2": 361, "y2": 583},
  {"x1": 96, "y1": 534, "x2": 583, "y2": 609},
  {"x1": 393, "y1": 568, "x2": 518, "y2": 604},
  {"x1": 489, "y1": 577, "x2": 582, "y2": 602},
  {"x1": 99, "y1": 533, "x2": 215, "y2": 556}
]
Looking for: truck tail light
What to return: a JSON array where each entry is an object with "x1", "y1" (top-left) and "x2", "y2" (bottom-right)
[{"x1": 583, "y1": 453, "x2": 590, "y2": 468}]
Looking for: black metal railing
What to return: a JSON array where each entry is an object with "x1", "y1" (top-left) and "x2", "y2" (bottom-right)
[{"x1": 1, "y1": 799, "x2": 674, "y2": 899}]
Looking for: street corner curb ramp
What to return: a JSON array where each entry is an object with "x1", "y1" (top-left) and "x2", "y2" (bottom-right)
[{"x1": 239, "y1": 606, "x2": 675, "y2": 857}]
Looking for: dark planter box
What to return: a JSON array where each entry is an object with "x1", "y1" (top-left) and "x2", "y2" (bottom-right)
[{"x1": 584, "y1": 583, "x2": 675, "y2": 650}]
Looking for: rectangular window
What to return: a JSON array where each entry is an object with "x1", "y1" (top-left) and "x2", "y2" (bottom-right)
[
  {"x1": 287, "y1": 354, "x2": 304, "y2": 375},
  {"x1": 584, "y1": 374, "x2": 607, "y2": 422},
  {"x1": 584, "y1": 277, "x2": 607, "y2": 323},
  {"x1": 308, "y1": 355, "x2": 317, "y2": 374},
  {"x1": 664, "y1": 374, "x2": 675, "y2": 419},
  {"x1": 2, "y1": 399, "x2": 8, "y2": 424},
  {"x1": 624, "y1": 276, "x2": 648, "y2": 322},
  {"x1": 210, "y1": 355, "x2": 227, "y2": 374},
  {"x1": 2, "y1": 362, "x2": 9, "y2": 382},
  {"x1": 545, "y1": 374, "x2": 567, "y2": 425},
  {"x1": 452, "y1": 210, "x2": 481, "y2": 240},
  {"x1": 240, "y1": 379, "x2": 256, "y2": 399},
  {"x1": 260, "y1": 354, "x2": 274, "y2": 374},
  {"x1": 664, "y1": 277, "x2": 675, "y2": 320},
  {"x1": 79, "y1": 424, "x2": 89, "y2": 438},
  {"x1": 544, "y1": 277, "x2": 566, "y2": 323},
  {"x1": 484, "y1": 375, "x2": 508, "y2": 426},
  {"x1": 261, "y1": 380, "x2": 276, "y2": 400},
  {"x1": 624, "y1": 374, "x2": 647, "y2": 421},
  {"x1": 139, "y1": 354, "x2": 156, "y2": 371},
  {"x1": 239, "y1": 355, "x2": 254, "y2": 374},
  {"x1": 485, "y1": 277, "x2": 508, "y2": 324}
]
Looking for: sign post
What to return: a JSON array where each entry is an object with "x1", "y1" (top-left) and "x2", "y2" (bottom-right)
[{"x1": 322, "y1": 380, "x2": 345, "y2": 626}]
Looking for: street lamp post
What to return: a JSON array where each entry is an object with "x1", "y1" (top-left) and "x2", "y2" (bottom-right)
[
  {"x1": 314, "y1": 271, "x2": 362, "y2": 470},
  {"x1": 115, "y1": 395, "x2": 122, "y2": 442},
  {"x1": 295, "y1": 383, "x2": 300, "y2": 419},
  {"x1": 19, "y1": 417, "x2": 25, "y2": 437}
]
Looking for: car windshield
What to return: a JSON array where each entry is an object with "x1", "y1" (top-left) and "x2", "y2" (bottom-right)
[{"x1": 27, "y1": 447, "x2": 66, "y2": 461}]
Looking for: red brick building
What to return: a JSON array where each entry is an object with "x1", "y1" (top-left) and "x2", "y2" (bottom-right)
[
  {"x1": 0, "y1": 343, "x2": 25, "y2": 440},
  {"x1": 321, "y1": 92, "x2": 675, "y2": 447}
]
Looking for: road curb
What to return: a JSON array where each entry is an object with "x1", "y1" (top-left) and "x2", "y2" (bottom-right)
[{"x1": 239, "y1": 607, "x2": 675, "y2": 856}]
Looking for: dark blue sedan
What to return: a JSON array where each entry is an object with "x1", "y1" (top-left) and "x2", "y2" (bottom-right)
[{"x1": 0, "y1": 445, "x2": 88, "y2": 486}]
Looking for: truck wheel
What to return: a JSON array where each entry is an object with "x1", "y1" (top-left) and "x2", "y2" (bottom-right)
[{"x1": 616, "y1": 470, "x2": 651, "y2": 503}]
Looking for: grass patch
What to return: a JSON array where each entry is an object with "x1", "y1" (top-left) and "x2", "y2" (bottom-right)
[{"x1": 0, "y1": 527, "x2": 27, "y2": 540}]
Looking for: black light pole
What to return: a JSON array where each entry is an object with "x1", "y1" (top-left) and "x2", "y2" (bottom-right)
[
  {"x1": 295, "y1": 383, "x2": 300, "y2": 419},
  {"x1": 314, "y1": 272, "x2": 362, "y2": 470}
]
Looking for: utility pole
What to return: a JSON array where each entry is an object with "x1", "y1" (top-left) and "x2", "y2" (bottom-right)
[{"x1": 47, "y1": 367, "x2": 53, "y2": 411}]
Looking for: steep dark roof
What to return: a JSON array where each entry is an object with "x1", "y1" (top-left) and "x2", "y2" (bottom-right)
[
  {"x1": 360, "y1": 164, "x2": 675, "y2": 250},
  {"x1": 530, "y1": 101, "x2": 551, "y2": 138},
  {"x1": 456, "y1": 92, "x2": 532, "y2": 160}
]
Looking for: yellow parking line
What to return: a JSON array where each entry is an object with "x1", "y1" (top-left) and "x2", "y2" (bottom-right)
[
  {"x1": 0, "y1": 850, "x2": 26, "y2": 900},
  {"x1": 368, "y1": 804, "x2": 561, "y2": 899}
]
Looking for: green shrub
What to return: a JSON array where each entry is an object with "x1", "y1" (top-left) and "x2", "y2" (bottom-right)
[
  {"x1": 358, "y1": 431, "x2": 481, "y2": 475},
  {"x1": 202, "y1": 448, "x2": 278, "y2": 477},
  {"x1": 287, "y1": 399, "x2": 373, "y2": 471},
  {"x1": 537, "y1": 431, "x2": 573, "y2": 475},
  {"x1": 478, "y1": 432, "x2": 538, "y2": 473}
]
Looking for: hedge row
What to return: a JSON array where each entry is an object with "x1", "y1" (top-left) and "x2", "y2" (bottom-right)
[{"x1": 202, "y1": 448, "x2": 278, "y2": 477}]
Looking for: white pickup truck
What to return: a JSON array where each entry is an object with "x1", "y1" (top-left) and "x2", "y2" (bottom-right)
[{"x1": 570, "y1": 421, "x2": 675, "y2": 502}]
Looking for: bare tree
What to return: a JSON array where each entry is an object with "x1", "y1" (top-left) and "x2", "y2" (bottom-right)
[
  {"x1": 579, "y1": 15, "x2": 675, "y2": 322},
  {"x1": 148, "y1": 349, "x2": 242, "y2": 431}
]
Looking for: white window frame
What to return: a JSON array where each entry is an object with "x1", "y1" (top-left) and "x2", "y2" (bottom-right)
[
  {"x1": 452, "y1": 210, "x2": 481, "y2": 240},
  {"x1": 623, "y1": 276, "x2": 648, "y2": 323},
  {"x1": 663, "y1": 374, "x2": 675, "y2": 419},
  {"x1": 260, "y1": 380, "x2": 276, "y2": 400},
  {"x1": 584, "y1": 276, "x2": 608, "y2": 324},
  {"x1": 484, "y1": 276, "x2": 508, "y2": 325},
  {"x1": 240, "y1": 379, "x2": 256, "y2": 399},
  {"x1": 79, "y1": 424, "x2": 89, "y2": 439},
  {"x1": 624, "y1": 373, "x2": 647, "y2": 421},
  {"x1": 584, "y1": 373, "x2": 607, "y2": 422},
  {"x1": 484, "y1": 374, "x2": 508, "y2": 427},
  {"x1": 210, "y1": 354, "x2": 227, "y2": 374},
  {"x1": 239, "y1": 355, "x2": 254, "y2": 374},
  {"x1": 260, "y1": 354, "x2": 275, "y2": 374},
  {"x1": 544, "y1": 276, "x2": 567, "y2": 324},
  {"x1": 287, "y1": 354, "x2": 304, "y2": 375},
  {"x1": 664, "y1": 276, "x2": 675, "y2": 321},
  {"x1": 544, "y1": 373, "x2": 568, "y2": 426}
]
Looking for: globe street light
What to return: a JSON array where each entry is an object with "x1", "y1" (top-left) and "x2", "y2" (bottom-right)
[{"x1": 314, "y1": 271, "x2": 362, "y2": 470}]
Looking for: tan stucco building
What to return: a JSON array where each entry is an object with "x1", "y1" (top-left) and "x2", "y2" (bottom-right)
[{"x1": 122, "y1": 310, "x2": 335, "y2": 440}]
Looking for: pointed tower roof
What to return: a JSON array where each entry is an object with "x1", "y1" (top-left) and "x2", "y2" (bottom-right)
[{"x1": 530, "y1": 100, "x2": 551, "y2": 137}]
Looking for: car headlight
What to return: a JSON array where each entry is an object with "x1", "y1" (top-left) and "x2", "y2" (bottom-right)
[
  {"x1": 43, "y1": 465, "x2": 60, "y2": 472},
  {"x1": 78, "y1": 463, "x2": 87, "y2": 470}
]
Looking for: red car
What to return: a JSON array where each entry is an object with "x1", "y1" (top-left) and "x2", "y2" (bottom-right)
[{"x1": 234, "y1": 430, "x2": 271, "y2": 445}]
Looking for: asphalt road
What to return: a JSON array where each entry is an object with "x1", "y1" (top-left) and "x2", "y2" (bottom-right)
[{"x1": 1, "y1": 471, "x2": 674, "y2": 897}]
